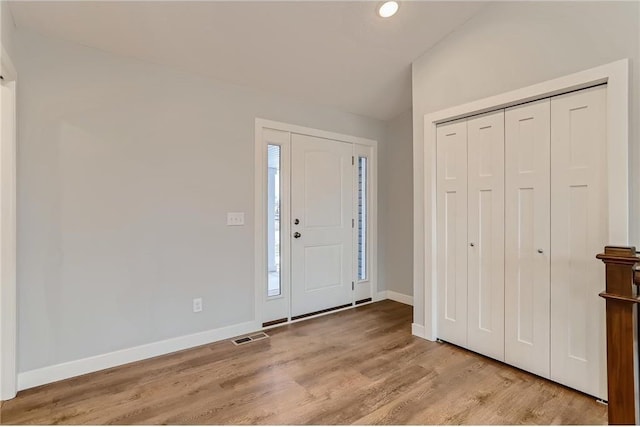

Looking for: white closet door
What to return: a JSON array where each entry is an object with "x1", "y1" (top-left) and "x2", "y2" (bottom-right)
[
  {"x1": 550, "y1": 85, "x2": 607, "y2": 399},
  {"x1": 467, "y1": 111, "x2": 505, "y2": 361},
  {"x1": 436, "y1": 120, "x2": 468, "y2": 347},
  {"x1": 504, "y1": 99, "x2": 551, "y2": 378}
]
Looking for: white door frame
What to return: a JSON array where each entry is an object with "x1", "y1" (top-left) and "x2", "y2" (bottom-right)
[
  {"x1": 254, "y1": 118, "x2": 377, "y2": 326},
  {"x1": 0, "y1": 46, "x2": 18, "y2": 401},
  {"x1": 416, "y1": 59, "x2": 630, "y2": 342}
]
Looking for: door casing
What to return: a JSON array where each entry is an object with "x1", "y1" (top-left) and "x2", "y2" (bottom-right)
[
  {"x1": 418, "y1": 59, "x2": 630, "y2": 344},
  {"x1": 254, "y1": 119, "x2": 378, "y2": 327},
  {"x1": 0, "y1": 46, "x2": 17, "y2": 401}
]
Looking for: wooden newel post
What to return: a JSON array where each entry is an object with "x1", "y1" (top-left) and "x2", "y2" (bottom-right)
[{"x1": 596, "y1": 246, "x2": 640, "y2": 425}]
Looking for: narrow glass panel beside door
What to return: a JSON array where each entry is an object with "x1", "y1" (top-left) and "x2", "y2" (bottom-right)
[
  {"x1": 267, "y1": 144, "x2": 282, "y2": 297},
  {"x1": 358, "y1": 156, "x2": 368, "y2": 281}
]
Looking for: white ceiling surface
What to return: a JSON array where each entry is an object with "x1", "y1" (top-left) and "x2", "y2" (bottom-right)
[{"x1": 8, "y1": 1, "x2": 486, "y2": 120}]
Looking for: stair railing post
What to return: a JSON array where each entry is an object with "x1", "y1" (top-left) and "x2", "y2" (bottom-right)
[{"x1": 596, "y1": 246, "x2": 640, "y2": 425}]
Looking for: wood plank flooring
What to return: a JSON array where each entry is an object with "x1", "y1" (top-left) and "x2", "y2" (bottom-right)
[{"x1": 0, "y1": 300, "x2": 607, "y2": 424}]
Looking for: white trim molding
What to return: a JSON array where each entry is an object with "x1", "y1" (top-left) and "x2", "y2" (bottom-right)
[
  {"x1": 386, "y1": 290, "x2": 413, "y2": 306},
  {"x1": 411, "y1": 323, "x2": 426, "y2": 339},
  {"x1": 0, "y1": 46, "x2": 17, "y2": 401},
  {"x1": 415, "y1": 59, "x2": 630, "y2": 342},
  {"x1": 0, "y1": 46, "x2": 17, "y2": 82},
  {"x1": 17, "y1": 320, "x2": 259, "y2": 392},
  {"x1": 376, "y1": 290, "x2": 413, "y2": 306}
]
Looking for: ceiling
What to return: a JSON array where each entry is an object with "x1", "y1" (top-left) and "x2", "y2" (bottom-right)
[{"x1": 7, "y1": 1, "x2": 487, "y2": 121}]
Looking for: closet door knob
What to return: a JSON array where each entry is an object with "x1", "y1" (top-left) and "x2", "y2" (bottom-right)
[
  {"x1": 469, "y1": 242, "x2": 475, "y2": 247},
  {"x1": 537, "y1": 249, "x2": 544, "y2": 254}
]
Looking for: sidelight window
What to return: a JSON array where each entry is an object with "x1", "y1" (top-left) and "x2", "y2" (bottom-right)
[
  {"x1": 267, "y1": 144, "x2": 281, "y2": 297},
  {"x1": 357, "y1": 156, "x2": 368, "y2": 281}
]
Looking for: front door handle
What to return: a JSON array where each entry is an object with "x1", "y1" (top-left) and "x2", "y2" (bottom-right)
[{"x1": 293, "y1": 232, "x2": 301, "y2": 239}]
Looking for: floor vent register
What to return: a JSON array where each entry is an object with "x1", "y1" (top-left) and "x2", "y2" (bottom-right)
[{"x1": 231, "y1": 332, "x2": 270, "y2": 346}]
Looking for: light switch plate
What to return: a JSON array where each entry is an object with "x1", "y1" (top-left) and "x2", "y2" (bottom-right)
[
  {"x1": 193, "y1": 298, "x2": 203, "y2": 313},
  {"x1": 227, "y1": 212, "x2": 245, "y2": 226}
]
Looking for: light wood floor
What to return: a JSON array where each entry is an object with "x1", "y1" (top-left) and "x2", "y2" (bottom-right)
[{"x1": 0, "y1": 300, "x2": 607, "y2": 425}]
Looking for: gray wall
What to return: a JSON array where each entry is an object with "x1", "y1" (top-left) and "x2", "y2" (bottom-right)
[
  {"x1": 379, "y1": 109, "x2": 413, "y2": 296},
  {"x1": 14, "y1": 29, "x2": 387, "y2": 372},
  {"x1": 411, "y1": 1, "x2": 640, "y2": 326},
  {"x1": 1, "y1": 1, "x2": 15, "y2": 59}
]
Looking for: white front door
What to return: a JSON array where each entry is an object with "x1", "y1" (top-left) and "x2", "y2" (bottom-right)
[{"x1": 290, "y1": 134, "x2": 354, "y2": 318}]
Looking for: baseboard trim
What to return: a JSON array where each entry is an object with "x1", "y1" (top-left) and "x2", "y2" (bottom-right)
[
  {"x1": 17, "y1": 320, "x2": 259, "y2": 392},
  {"x1": 385, "y1": 290, "x2": 413, "y2": 306},
  {"x1": 375, "y1": 290, "x2": 413, "y2": 306},
  {"x1": 412, "y1": 323, "x2": 426, "y2": 339}
]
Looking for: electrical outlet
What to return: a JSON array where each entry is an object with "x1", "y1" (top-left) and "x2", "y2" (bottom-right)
[
  {"x1": 193, "y1": 298, "x2": 203, "y2": 313},
  {"x1": 227, "y1": 212, "x2": 245, "y2": 226}
]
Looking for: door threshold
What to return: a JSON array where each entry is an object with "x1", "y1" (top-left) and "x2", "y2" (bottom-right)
[
  {"x1": 261, "y1": 318, "x2": 288, "y2": 328},
  {"x1": 261, "y1": 300, "x2": 376, "y2": 331},
  {"x1": 291, "y1": 303, "x2": 353, "y2": 321}
]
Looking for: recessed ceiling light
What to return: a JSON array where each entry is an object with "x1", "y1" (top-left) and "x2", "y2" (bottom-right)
[{"x1": 378, "y1": 1, "x2": 399, "y2": 18}]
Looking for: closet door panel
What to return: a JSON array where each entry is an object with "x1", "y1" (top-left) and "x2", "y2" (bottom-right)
[
  {"x1": 436, "y1": 120, "x2": 468, "y2": 347},
  {"x1": 467, "y1": 111, "x2": 505, "y2": 361},
  {"x1": 550, "y1": 85, "x2": 607, "y2": 400},
  {"x1": 505, "y1": 99, "x2": 551, "y2": 378}
]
